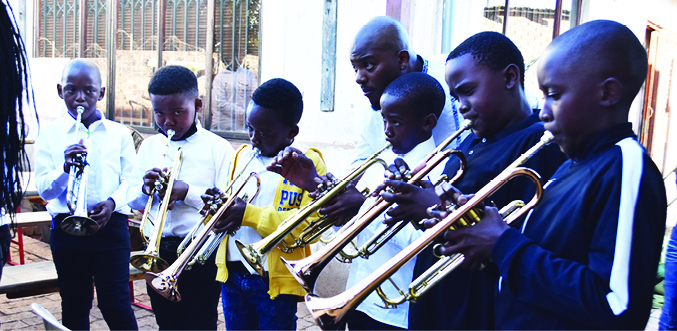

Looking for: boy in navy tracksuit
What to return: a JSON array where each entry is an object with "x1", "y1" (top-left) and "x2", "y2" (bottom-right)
[
  {"x1": 440, "y1": 20, "x2": 667, "y2": 329},
  {"x1": 379, "y1": 32, "x2": 566, "y2": 330}
]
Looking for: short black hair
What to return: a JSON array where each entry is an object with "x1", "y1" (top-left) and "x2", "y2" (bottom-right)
[
  {"x1": 447, "y1": 31, "x2": 525, "y2": 88},
  {"x1": 148, "y1": 65, "x2": 199, "y2": 98},
  {"x1": 549, "y1": 20, "x2": 648, "y2": 108},
  {"x1": 383, "y1": 72, "x2": 445, "y2": 118},
  {"x1": 251, "y1": 78, "x2": 303, "y2": 127}
]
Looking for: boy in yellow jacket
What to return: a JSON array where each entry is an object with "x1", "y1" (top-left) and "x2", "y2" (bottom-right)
[{"x1": 207, "y1": 78, "x2": 326, "y2": 330}]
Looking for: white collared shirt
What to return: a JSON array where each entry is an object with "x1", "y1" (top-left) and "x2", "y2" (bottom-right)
[
  {"x1": 35, "y1": 111, "x2": 136, "y2": 216},
  {"x1": 347, "y1": 136, "x2": 444, "y2": 329},
  {"x1": 127, "y1": 124, "x2": 235, "y2": 238},
  {"x1": 352, "y1": 54, "x2": 468, "y2": 166}
]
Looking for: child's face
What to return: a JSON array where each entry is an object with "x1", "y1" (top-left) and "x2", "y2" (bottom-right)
[
  {"x1": 149, "y1": 92, "x2": 200, "y2": 140},
  {"x1": 445, "y1": 54, "x2": 512, "y2": 138},
  {"x1": 246, "y1": 102, "x2": 297, "y2": 157},
  {"x1": 350, "y1": 44, "x2": 403, "y2": 110},
  {"x1": 537, "y1": 48, "x2": 599, "y2": 157},
  {"x1": 380, "y1": 93, "x2": 432, "y2": 155},
  {"x1": 57, "y1": 67, "x2": 105, "y2": 122}
]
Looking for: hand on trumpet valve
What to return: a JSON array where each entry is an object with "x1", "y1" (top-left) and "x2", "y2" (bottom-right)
[
  {"x1": 371, "y1": 158, "x2": 413, "y2": 196},
  {"x1": 63, "y1": 140, "x2": 87, "y2": 173},
  {"x1": 267, "y1": 146, "x2": 319, "y2": 192},
  {"x1": 311, "y1": 173, "x2": 365, "y2": 226},
  {"x1": 437, "y1": 206, "x2": 508, "y2": 270},
  {"x1": 379, "y1": 179, "x2": 438, "y2": 227},
  {"x1": 88, "y1": 198, "x2": 116, "y2": 229},
  {"x1": 200, "y1": 187, "x2": 224, "y2": 215},
  {"x1": 310, "y1": 173, "x2": 341, "y2": 198},
  {"x1": 212, "y1": 197, "x2": 246, "y2": 235},
  {"x1": 142, "y1": 167, "x2": 165, "y2": 195}
]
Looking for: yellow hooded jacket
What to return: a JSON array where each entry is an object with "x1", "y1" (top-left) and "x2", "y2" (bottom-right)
[{"x1": 215, "y1": 144, "x2": 327, "y2": 299}]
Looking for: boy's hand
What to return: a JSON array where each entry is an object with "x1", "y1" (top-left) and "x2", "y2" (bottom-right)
[
  {"x1": 212, "y1": 197, "x2": 247, "y2": 234},
  {"x1": 437, "y1": 206, "x2": 509, "y2": 270},
  {"x1": 200, "y1": 187, "x2": 222, "y2": 215},
  {"x1": 89, "y1": 199, "x2": 115, "y2": 229},
  {"x1": 421, "y1": 190, "x2": 471, "y2": 229},
  {"x1": 165, "y1": 180, "x2": 188, "y2": 210},
  {"x1": 311, "y1": 173, "x2": 365, "y2": 226},
  {"x1": 267, "y1": 146, "x2": 318, "y2": 192},
  {"x1": 380, "y1": 180, "x2": 438, "y2": 226},
  {"x1": 63, "y1": 139, "x2": 87, "y2": 173},
  {"x1": 142, "y1": 167, "x2": 165, "y2": 195}
]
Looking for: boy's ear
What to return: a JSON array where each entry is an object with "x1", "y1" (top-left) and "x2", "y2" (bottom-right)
[
  {"x1": 599, "y1": 77, "x2": 622, "y2": 107},
  {"x1": 502, "y1": 64, "x2": 520, "y2": 90},
  {"x1": 98, "y1": 87, "x2": 106, "y2": 101},
  {"x1": 423, "y1": 113, "x2": 438, "y2": 132},
  {"x1": 194, "y1": 97, "x2": 203, "y2": 113},
  {"x1": 57, "y1": 84, "x2": 64, "y2": 99},
  {"x1": 287, "y1": 124, "x2": 300, "y2": 140},
  {"x1": 397, "y1": 50, "x2": 410, "y2": 72}
]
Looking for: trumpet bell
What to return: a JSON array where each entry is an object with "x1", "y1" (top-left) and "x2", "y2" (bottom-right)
[
  {"x1": 305, "y1": 293, "x2": 349, "y2": 330},
  {"x1": 145, "y1": 271, "x2": 181, "y2": 302},
  {"x1": 281, "y1": 257, "x2": 316, "y2": 293},
  {"x1": 60, "y1": 215, "x2": 99, "y2": 236},
  {"x1": 235, "y1": 239, "x2": 266, "y2": 277},
  {"x1": 129, "y1": 252, "x2": 170, "y2": 273}
]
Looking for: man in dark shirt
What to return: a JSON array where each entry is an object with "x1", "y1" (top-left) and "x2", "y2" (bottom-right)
[
  {"x1": 440, "y1": 20, "x2": 667, "y2": 329},
  {"x1": 380, "y1": 32, "x2": 566, "y2": 329}
]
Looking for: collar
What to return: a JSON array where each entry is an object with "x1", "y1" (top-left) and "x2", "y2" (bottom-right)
[
  {"x1": 397, "y1": 135, "x2": 436, "y2": 164},
  {"x1": 418, "y1": 54, "x2": 429, "y2": 74},
  {"x1": 569, "y1": 123, "x2": 635, "y2": 162},
  {"x1": 65, "y1": 109, "x2": 106, "y2": 134},
  {"x1": 468, "y1": 110, "x2": 540, "y2": 145}
]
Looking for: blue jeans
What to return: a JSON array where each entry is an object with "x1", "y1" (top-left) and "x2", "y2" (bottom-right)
[
  {"x1": 51, "y1": 213, "x2": 138, "y2": 331},
  {"x1": 662, "y1": 229, "x2": 677, "y2": 330},
  {"x1": 221, "y1": 262, "x2": 298, "y2": 330}
]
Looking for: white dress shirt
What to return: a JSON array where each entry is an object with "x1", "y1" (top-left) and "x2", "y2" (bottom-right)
[
  {"x1": 352, "y1": 54, "x2": 468, "y2": 166},
  {"x1": 127, "y1": 124, "x2": 235, "y2": 238},
  {"x1": 35, "y1": 111, "x2": 136, "y2": 217},
  {"x1": 347, "y1": 136, "x2": 444, "y2": 329}
]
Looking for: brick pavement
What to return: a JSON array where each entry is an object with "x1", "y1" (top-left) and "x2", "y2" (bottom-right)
[{"x1": 0, "y1": 234, "x2": 663, "y2": 331}]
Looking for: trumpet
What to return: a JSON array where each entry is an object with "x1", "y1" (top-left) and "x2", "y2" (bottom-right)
[
  {"x1": 304, "y1": 131, "x2": 554, "y2": 330},
  {"x1": 130, "y1": 130, "x2": 183, "y2": 273},
  {"x1": 61, "y1": 106, "x2": 99, "y2": 236},
  {"x1": 146, "y1": 171, "x2": 261, "y2": 302},
  {"x1": 235, "y1": 143, "x2": 392, "y2": 277},
  {"x1": 282, "y1": 120, "x2": 472, "y2": 292},
  {"x1": 176, "y1": 147, "x2": 262, "y2": 268}
]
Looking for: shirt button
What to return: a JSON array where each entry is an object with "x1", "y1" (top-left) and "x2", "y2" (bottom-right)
[
  {"x1": 469, "y1": 150, "x2": 474, "y2": 155},
  {"x1": 482, "y1": 138, "x2": 487, "y2": 143}
]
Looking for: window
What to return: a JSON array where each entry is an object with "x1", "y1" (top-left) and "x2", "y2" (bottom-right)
[{"x1": 34, "y1": 0, "x2": 261, "y2": 136}]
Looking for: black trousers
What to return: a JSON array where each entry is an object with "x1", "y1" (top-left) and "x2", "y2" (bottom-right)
[
  {"x1": 51, "y1": 212, "x2": 138, "y2": 331},
  {"x1": 146, "y1": 237, "x2": 221, "y2": 330}
]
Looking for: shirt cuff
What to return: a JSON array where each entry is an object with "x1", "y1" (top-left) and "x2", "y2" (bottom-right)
[{"x1": 183, "y1": 184, "x2": 206, "y2": 210}]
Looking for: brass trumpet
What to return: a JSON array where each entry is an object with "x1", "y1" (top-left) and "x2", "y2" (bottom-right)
[
  {"x1": 303, "y1": 131, "x2": 554, "y2": 330},
  {"x1": 176, "y1": 147, "x2": 262, "y2": 269},
  {"x1": 235, "y1": 143, "x2": 392, "y2": 277},
  {"x1": 130, "y1": 130, "x2": 183, "y2": 273},
  {"x1": 61, "y1": 106, "x2": 99, "y2": 236},
  {"x1": 282, "y1": 120, "x2": 472, "y2": 292},
  {"x1": 146, "y1": 171, "x2": 261, "y2": 302}
]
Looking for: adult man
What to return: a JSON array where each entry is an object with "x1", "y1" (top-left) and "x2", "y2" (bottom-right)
[{"x1": 319, "y1": 16, "x2": 466, "y2": 223}]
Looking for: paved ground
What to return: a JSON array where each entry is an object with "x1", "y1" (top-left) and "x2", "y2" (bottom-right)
[
  {"x1": 0, "y1": 233, "x2": 663, "y2": 330},
  {"x1": 0, "y1": 232, "x2": 352, "y2": 330}
]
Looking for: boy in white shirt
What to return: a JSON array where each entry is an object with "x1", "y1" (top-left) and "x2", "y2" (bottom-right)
[
  {"x1": 35, "y1": 59, "x2": 138, "y2": 330},
  {"x1": 127, "y1": 65, "x2": 235, "y2": 330}
]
